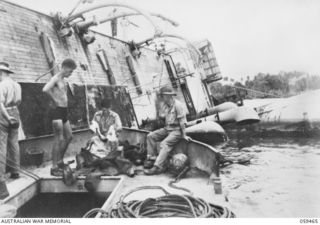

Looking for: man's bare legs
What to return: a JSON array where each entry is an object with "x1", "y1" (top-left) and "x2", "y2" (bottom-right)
[
  {"x1": 51, "y1": 120, "x2": 73, "y2": 174},
  {"x1": 60, "y1": 121, "x2": 73, "y2": 163},
  {"x1": 52, "y1": 120, "x2": 63, "y2": 169}
]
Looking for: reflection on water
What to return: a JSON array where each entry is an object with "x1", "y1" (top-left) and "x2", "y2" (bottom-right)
[
  {"x1": 16, "y1": 192, "x2": 109, "y2": 218},
  {"x1": 220, "y1": 137, "x2": 320, "y2": 217}
]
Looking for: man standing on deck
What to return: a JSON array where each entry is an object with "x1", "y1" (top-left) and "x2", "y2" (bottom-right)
[
  {"x1": 144, "y1": 86, "x2": 190, "y2": 175},
  {"x1": 0, "y1": 62, "x2": 21, "y2": 199},
  {"x1": 42, "y1": 58, "x2": 77, "y2": 176}
]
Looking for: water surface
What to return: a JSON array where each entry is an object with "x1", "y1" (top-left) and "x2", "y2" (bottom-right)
[{"x1": 220, "y1": 137, "x2": 320, "y2": 217}]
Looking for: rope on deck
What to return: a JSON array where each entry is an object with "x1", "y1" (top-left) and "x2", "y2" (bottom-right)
[{"x1": 83, "y1": 186, "x2": 236, "y2": 218}]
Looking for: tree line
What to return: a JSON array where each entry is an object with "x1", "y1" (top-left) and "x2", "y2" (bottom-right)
[{"x1": 209, "y1": 71, "x2": 320, "y2": 103}]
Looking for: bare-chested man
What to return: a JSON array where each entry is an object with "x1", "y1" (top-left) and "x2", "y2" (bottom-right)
[{"x1": 42, "y1": 58, "x2": 77, "y2": 176}]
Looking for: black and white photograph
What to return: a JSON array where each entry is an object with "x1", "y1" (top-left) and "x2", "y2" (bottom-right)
[{"x1": 0, "y1": 0, "x2": 319, "y2": 222}]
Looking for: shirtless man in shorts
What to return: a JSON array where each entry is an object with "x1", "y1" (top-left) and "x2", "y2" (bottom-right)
[{"x1": 42, "y1": 58, "x2": 77, "y2": 176}]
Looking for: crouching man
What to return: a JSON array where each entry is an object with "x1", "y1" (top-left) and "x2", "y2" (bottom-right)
[
  {"x1": 87, "y1": 98, "x2": 122, "y2": 158},
  {"x1": 144, "y1": 86, "x2": 190, "y2": 175},
  {"x1": 77, "y1": 99, "x2": 135, "y2": 177}
]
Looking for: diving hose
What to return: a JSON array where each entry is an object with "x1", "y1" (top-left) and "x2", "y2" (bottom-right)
[
  {"x1": 83, "y1": 186, "x2": 235, "y2": 218},
  {"x1": 168, "y1": 166, "x2": 193, "y2": 195}
]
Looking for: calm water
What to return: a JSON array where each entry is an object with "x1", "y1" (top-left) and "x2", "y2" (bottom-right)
[
  {"x1": 220, "y1": 137, "x2": 320, "y2": 217},
  {"x1": 16, "y1": 192, "x2": 109, "y2": 218}
]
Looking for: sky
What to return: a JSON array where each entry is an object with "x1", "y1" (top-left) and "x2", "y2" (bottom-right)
[{"x1": 7, "y1": 0, "x2": 320, "y2": 80}]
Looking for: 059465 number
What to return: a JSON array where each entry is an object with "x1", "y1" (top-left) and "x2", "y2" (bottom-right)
[{"x1": 300, "y1": 219, "x2": 318, "y2": 224}]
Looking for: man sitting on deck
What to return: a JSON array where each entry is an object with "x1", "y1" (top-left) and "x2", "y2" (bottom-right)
[
  {"x1": 77, "y1": 99, "x2": 135, "y2": 177},
  {"x1": 144, "y1": 86, "x2": 190, "y2": 175}
]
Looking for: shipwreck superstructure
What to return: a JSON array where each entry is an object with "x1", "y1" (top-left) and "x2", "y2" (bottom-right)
[
  {"x1": 0, "y1": 0, "x2": 223, "y2": 141},
  {"x1": 0, "y1": 0, "x2": 237, "y2": 218}
]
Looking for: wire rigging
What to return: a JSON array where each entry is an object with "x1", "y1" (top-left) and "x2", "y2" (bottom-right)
[{"x1": 0, "y1": 153, "x2": 40, "y2": 181}]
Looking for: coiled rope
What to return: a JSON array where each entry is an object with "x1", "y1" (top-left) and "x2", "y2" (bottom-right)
[{"x1": 83, "y1": 186, "x2": 235, "y2": 218}]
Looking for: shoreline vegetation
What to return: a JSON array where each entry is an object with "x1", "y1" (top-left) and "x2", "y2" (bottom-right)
[{"x1": 210, "y1": 71, "x2": 320, "y2": 103}]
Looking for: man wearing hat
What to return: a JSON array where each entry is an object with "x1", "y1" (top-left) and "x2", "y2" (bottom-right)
[
  {"x1": 144, "y1": 86, "x2": 190, "y2": 175},
  {"x1": 0, "y1": 62, "x2": 21, "y2": 199}
]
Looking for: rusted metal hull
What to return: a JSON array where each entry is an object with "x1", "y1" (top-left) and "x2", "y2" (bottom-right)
[{"x1": 119, "y1": 128, "x2": 221, "y2": 177}]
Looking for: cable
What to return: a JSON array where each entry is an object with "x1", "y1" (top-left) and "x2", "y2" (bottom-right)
[
  {"x1": 82, "y1": 208, "x2": 108, "y2": 218},
  {"x1": 157, "y1": 55, "x2": 165, "y2": 89},
  {"x1": 168, "y1": 180, "x2": 193, "y2": 195},
  {"x1": 130, "y1": 81, "x2": 175, "y2": 100},
  {"x1": 168, "y1": 166, "x2": 193, "y2": 195},
  {"x1": 34, "y1": 64, "x2": 59, "y2": 82},
  {"x1": 0, "y1": 155, "x2": 40, "y2": 181},
  {"x1": 92, "y1": 186, "x2": 236, "y2": 218},
  {"x1": 231, "y1": 84, "x2": 282, "y2": 98},
  {"x1": 0, "y1": 156, "x2": 40, "y2": 180}
]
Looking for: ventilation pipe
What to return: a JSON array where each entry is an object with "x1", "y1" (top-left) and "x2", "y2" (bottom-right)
[
  {"x1": 65, "y1": 2, "x2": 163, "y2": 36},
  {"x1": 187, "y1": 105, "x2": 260, "y2": 127},
  {"x1": 97, "y1": 12, "x2": 179, "y2": 27},
  {"x1": 74, "y1": 16, "x2": 98, "y2": 33},
  {"x1": 136, "y1": 34, "x2": 202, "y2": 65}
]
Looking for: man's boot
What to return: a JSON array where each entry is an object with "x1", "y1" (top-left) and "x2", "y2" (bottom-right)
[
  {"x1": 144, "y1": 165, "x2": 164, "y2": 175},
  {"x1": 143, "y1": 157, "x2": 156, "y2": 169}
]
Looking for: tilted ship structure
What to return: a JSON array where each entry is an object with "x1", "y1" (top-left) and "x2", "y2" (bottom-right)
[{"x1": 0, "y1": 0, "x2": 260, "y2": 218}]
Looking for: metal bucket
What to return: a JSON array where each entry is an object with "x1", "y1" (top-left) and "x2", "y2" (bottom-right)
[{"x1": 26, "y1": 148, "x2": 44, "y2": 167}]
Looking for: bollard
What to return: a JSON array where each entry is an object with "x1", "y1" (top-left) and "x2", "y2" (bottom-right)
[{"x1": 213, "y1": 178, "x2": 222, "y2": 194}]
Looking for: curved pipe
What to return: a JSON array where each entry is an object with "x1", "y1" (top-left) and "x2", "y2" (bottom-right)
[
  {"x1": 162, "y1": 34, "x2": 201, "y2": 57},
  {"x1": 206, "y1": 102, "x2": 238, "y2": 115},
  {"x1": 98, "y1": 12, "x2": 179, "y2": 27},
  {"x1": 66, "y1": 2, "x2": 162, "y2": 35},
  {"x1": 157, "y1": 39, "x2": 190, "y2": 56},
  {"x1": 162, "y1": 39, "x2": 188, "y2": 51},
  {"x1": 164, "y1": 43, "x2": 193, "y2": 73},
  {"x1": 137, "y1": 34, "x2": 202, "y2": 64},
  {"x1": 187, "y1": 106, "x2": 260, "y2": 127},
  {"x1": 167, "y1": 48, "x2": 192, "y2": 72},
  {"x1": 163, "y1": 40, "x2": 195, "y2": 70}
]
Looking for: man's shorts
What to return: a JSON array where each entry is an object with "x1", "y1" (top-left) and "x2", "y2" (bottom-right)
[{"x1": 51, "y1": 107, "x2": 69, "y2": 123}]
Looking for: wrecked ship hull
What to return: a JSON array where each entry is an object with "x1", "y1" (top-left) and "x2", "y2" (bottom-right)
[
  {"x1": 240, "y1": 89, "x2": 320, "y2": 136},
  {"x1": 2, "y1": 126, "x2": 224, "y2": 218},
  {"x1": 119, "y1": 127, "x2": 221, "y2": 177}
]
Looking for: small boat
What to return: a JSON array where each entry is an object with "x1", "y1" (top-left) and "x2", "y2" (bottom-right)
[{"x1": 2, "y1": 127, "x2": 230, "y2": 218}]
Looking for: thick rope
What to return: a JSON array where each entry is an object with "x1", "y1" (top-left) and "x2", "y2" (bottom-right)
[{"x1": 83, "y1": 186, "x2": 236, "y2": 218}]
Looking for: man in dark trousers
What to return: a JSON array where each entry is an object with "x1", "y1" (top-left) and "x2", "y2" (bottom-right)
[
  {"x1": 0, "y1": 62, "x2": 21, "y2": 199},
  {"x1": 42, "y1": 58, "x2": 77, "y2": 176},
  {"x1": 144, "y1": 86, "x2": 190, "y2": 175}
]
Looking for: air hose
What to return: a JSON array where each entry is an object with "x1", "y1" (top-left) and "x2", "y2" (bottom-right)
[
  {"x1": 83, "y1": 186, "x2": 236, "y2": 218},
  {"x1": 168, "y1": 166, "x2": 193, "y2": 195},
  {"x1": 82, "y1": 208, "x2": 108, "y2": 218}
]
